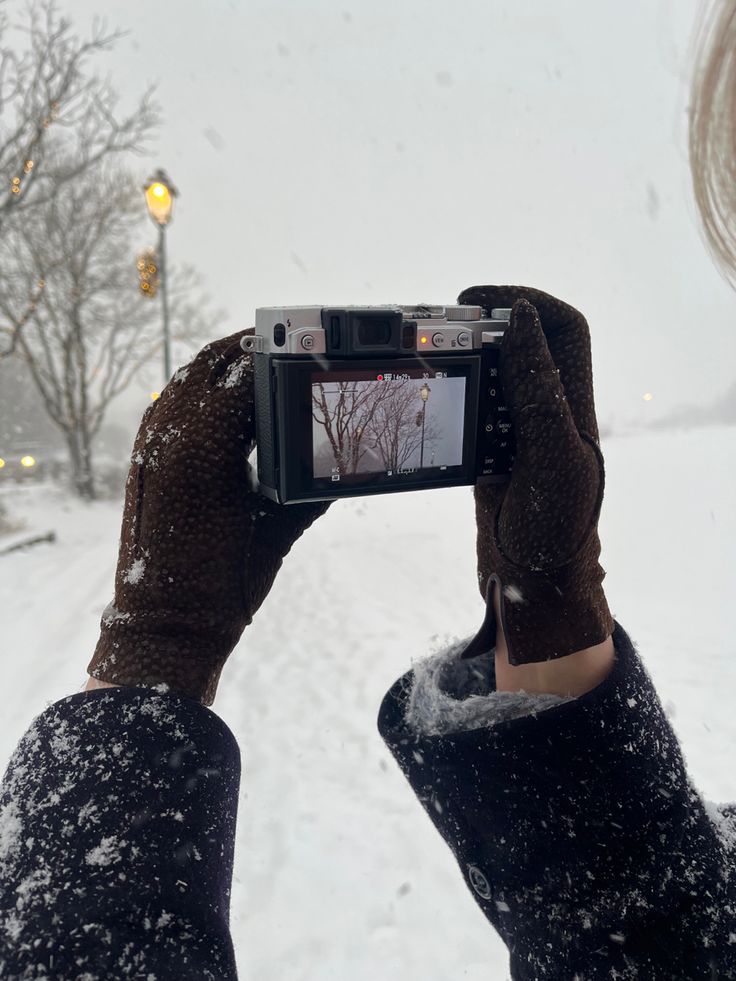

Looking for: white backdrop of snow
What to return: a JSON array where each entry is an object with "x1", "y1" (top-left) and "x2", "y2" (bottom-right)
[{"x1": 0, "y1": 425, "x2": 734, "y2": 980}]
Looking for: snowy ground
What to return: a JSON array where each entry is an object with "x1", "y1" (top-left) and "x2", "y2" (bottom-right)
[{"x1": 1, "y1": 425, "x2": 734, "y2": 980}]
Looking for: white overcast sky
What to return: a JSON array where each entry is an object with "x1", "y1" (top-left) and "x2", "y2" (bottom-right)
[{"x1": 72, "y1": 0, "x2": 733, "y2": 430}]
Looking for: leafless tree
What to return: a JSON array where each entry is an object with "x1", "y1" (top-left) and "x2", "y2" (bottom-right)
[
  {"x1": 312, "y1": 380, "x2": 396, "y2": 474},
  {"x1": 0, "y1": 161, "x2": 220, "y2": 499},
  {"x1": 0, "y1": 0, "x2": 157, "y2": 357},
  {"x1": 365, "y1": 380, "x2": 442, "y2": 471},
  {"x1": 312, "y1": 377, "x2": 444, "y2": 476}
]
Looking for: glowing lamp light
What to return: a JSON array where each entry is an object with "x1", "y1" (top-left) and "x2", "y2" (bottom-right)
[
  {"x1": 643, "y1": 392, "x2": 654, "y2": 402},
  {"x1": 144, "y1": 182, "x2": 173, "y2": 224},
  {"x1": 420, "y1": 382, "x2": 431, "y2": 402},
  {"x1": 20, "y1": 455, "x2": 36, "y2": 468},
  {"x1": 143, "y1": 170, "x2": 178, "y2": 226}
]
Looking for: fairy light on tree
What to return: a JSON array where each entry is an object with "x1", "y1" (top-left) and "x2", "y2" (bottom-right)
[{"x1": 136, "y1": 249, "x2": 159, "y2": 298}]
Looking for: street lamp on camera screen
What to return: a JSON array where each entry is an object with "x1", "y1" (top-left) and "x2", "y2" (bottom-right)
[{"x1": 419, "y1": 382, "x2": 431, "y2": 469}]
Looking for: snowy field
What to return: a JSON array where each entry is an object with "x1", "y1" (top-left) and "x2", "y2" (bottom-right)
[{"x1": 1, "y1": 425, "x2": 734, "y2": 980}]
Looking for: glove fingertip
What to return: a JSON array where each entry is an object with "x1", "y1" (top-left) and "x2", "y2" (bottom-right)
[
  {"x1": 509, "y1": 296, "x2": 542, "y2": 333},
  {"x1": 502, "y1": 297, "x2": 553, "y2": 368}
]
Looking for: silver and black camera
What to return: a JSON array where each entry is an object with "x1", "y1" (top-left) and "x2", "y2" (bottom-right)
[{"x1": 241, "y1": 304, "x2": 515, "y2": 504}]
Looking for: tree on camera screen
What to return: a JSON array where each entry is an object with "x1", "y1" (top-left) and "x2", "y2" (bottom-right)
[{"x1": 311, "y1": 371, "x2": 466, "y2": 479}]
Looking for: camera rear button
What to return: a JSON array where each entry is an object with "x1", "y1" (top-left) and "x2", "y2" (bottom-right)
[
  {"x1": 301, "y1": 334, "x2": 315, "y2": 351},
  {"x1": 456, "y1": 331, "x2": 471, "y2": 347},
  {"x1": 432, "y1": 332, "x2": 446, "y2": 347}
]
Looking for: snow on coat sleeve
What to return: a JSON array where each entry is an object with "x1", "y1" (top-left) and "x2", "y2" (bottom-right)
[
  {"x1": 378, "y1": 621, "x2": 736, "y2": 980},
  {"x1": 0, "y1": 686, "x2": 240, "y2": 981}
]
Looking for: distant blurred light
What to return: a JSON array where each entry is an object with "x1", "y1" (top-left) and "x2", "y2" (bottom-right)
[
  {"x1": 137, "y1": 249, "x2": 159, "y2": 297},
  {"x1": 151, "y1": 391, "x2": 160, "y2": 401},
  {"x1": 20, "y1": 455, "x2": 36, "y2": 468},
  {"x1": 0, "y1": 458, "x2": 5, "y2": 469},
  {"x1": 643, "y1": 392, "x2": 654, "y2": 402}
]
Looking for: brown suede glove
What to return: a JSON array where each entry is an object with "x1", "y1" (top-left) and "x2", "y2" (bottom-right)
[
  {"x1": 88, "y1": 331, "x2": 328, "y2": 704},
  {"x1": 458, "y1": 285, "x2": 614, "y2": 665}
]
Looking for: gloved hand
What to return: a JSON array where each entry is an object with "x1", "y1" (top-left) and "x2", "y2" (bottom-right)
[
  {"x1": 458, "y1": 286, "x2": 614, "y2": 665},
  {"x1": 88, "y1": 331, "x2": 329, "y2": 705}
]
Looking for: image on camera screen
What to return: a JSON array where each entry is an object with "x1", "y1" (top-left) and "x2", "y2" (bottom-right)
[{"x1": 311, "y1": 369, "x2": 467, "y2": 481}]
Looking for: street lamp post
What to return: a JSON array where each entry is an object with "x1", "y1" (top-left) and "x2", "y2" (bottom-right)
[
  {"x1": 143, "y1": 169, "x2": 178, "y2": 384},
  {"x1": 419, "y1": 382, "x2": 431, "y2": 468}
]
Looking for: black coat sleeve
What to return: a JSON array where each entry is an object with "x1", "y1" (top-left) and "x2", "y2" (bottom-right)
[
  {"x1": 378, "y1": 621, "x2": 736, "y2": 980},
  {"x1": 0, "y1": 686, "x2": 240, "y2": 981}
]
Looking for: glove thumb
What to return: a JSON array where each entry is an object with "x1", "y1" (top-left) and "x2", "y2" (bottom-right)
[
  {"x1": 500, "y1": 298, "x2": 567, "y2": 411},
  {"x1": 500, "y1": 298, "x2": 592, "y2": 502}
]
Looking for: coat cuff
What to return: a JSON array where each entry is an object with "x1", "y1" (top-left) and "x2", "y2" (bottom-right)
[
  {"x1": 378, "y1": 621, "x2": 732, "y2": 977},
  {"x1": 0, "y1": 686, "x2": 240, "y2": 980}
]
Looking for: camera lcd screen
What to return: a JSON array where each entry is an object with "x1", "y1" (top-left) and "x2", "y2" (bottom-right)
[{"x1": 310, "y1": 366, "x2": 468, "y2": 487}]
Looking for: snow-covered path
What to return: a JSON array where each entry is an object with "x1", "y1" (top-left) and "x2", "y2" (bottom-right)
[{"x1": 1, "y1": 426, "x2": 734, "y2": 979}]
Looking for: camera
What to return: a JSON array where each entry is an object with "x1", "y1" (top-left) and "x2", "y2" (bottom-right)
[{"x1": 241, "y1": 304, "x2": 515, "y2": 504}]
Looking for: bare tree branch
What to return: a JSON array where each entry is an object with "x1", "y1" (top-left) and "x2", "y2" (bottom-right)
[
  {"x1": 0, "y1": 1, "x2": 159, "y2": 357},
  {"x1": 0, "y1": 5, "x2": 230, "y2": 498},
  {"x1": 1, "y1": 156, "x2": 221, "y2": 498},
  {"x1": 0, "y1": 2, "x2": 158, "y2": 225}
]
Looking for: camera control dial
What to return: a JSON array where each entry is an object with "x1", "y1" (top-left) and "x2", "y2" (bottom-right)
[{"x1": 444, "y1": 305, "x2": 482, "y2": 321}]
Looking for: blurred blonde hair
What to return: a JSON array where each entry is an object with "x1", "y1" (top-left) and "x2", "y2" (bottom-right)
[{"x1": 689, "y1": 0, "x2": 736, "y2": 289}]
